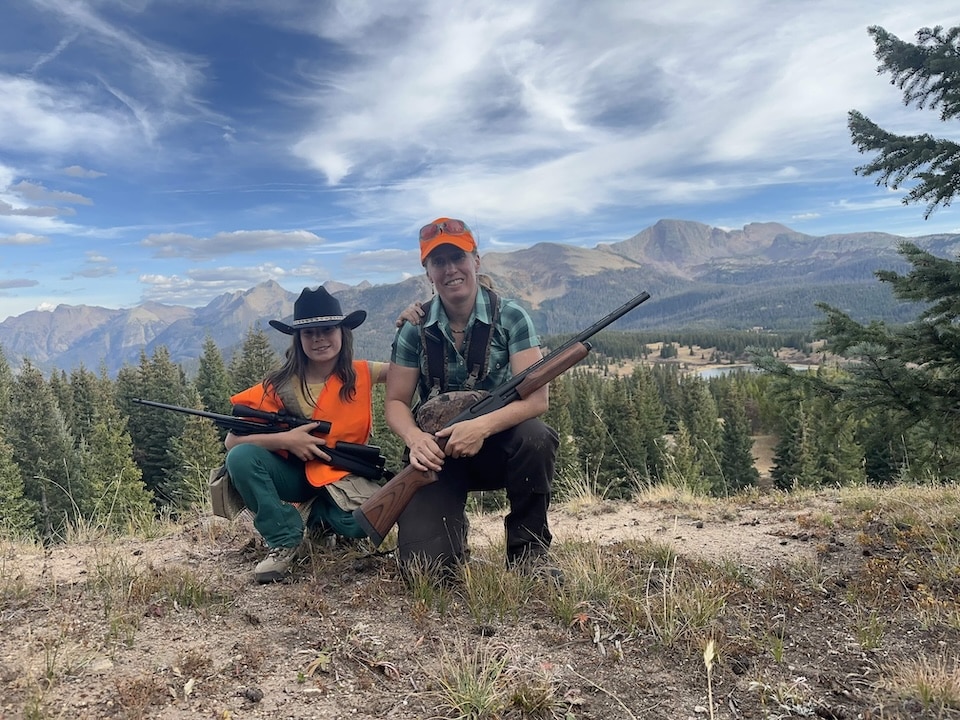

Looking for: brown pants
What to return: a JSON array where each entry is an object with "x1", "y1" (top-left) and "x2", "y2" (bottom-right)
[{"x1": 396, "y1": 418, "x2": 559, "y2": 570}]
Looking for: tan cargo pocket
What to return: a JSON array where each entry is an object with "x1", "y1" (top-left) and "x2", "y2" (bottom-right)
[
  {"x1": 209, "y1": 464, "x2": 246, "y2": 520},
  {"x1": 325, "y1": 474, "x2": 382, "y2": 512}
]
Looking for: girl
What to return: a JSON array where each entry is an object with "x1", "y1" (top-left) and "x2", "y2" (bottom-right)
[{"x1": 226, "y1": 286, "x2": 388, "y2": 583}]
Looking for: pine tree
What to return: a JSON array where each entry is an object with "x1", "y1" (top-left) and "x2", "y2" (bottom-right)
[
  {"x1": 167, "y1": 387, "x2": 225, "y2": 510},
  {"x1": 78, "y1": 414, "x2": 155, "y2": 529},
  {"x1": 771, "y1": 401, "x2": 821, "y2": 490},
  {"x1": 811, "y1": 393, "x2": 866, "y2": 487},
  {"x1": 229, "y1": 326, "x2": 279, "y2": 393},
  {"x1": 119, "y1": 348, "x2": 191, "y2": 505},
  {"x1": 49, "y1": 370, "x2": 74, "y2": 433},
  {"x1": 600, "y1": 377, "x2": 648, "y2": 496},
  {"x1": 371, "y1": 384, "x2": 406, "y2": 472},
  {"x1": 858, "y1": 411, "x2": 905, "y2": 484},
  {"x1": 651, "y1": 364, "x2": 682, "y2": 432},
  {"x1": 542, "y1": 375, "x2": 579, "y2": 484},
  {"x1": 627, "y1": 367, "x2": 667, "y2": 481},
  {"x1": 0, "y1": 431, "x2": 38, "y2": 536},
  {"x1": 65, "y1": 365, "x2": 108, "y2": 444},
  {"x1": 796, "y1": 23, "x2": 960, "y2": 481},
  {"x1": 8, "y1": 360, "x2": 85, "y2": 537},
  {"x1": 678, "y1": 377, "x2": 723, "y2": 494},
  {"x1": 0, "y1": 347, "x2": 12, "y2": 429},
  {"x1": 196, "y1": 335, "x2": 232, "y2": 415},
  {"x1": 665, "y1": 419, "x2": 705, "y2": 493},
  {"x1": 848, "y1": 25, "x2": 960, "y2": 218},
  {"x1": 566, "y1": 374, "x2": 610, "y2": 490},
  {"x1": 718, "y1": 384, "x2": 760, "y2": 493},
  {"x1": 771, "y1": 402, "x2": 804, "y2": 491}
]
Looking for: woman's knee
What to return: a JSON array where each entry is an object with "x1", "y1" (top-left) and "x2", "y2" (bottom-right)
[{"x1": 509, "y1": 419, "x2": 560, "y2": 455}]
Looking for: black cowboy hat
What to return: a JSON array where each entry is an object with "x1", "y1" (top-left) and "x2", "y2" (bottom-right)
[{"x1": 268, "y1": 286, "x2": 366, "y2": 335}]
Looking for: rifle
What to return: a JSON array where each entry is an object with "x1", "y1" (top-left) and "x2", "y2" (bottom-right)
[
  {"x1": 353, "y1": 290, "x2": 651, "y2": 546},
  {"x1": 132, "y1": 398, "x2": 387, "y2": 480}
]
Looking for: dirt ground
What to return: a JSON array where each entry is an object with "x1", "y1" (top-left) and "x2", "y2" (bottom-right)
[
  {"x1": 2, "y1": 427, "x2": 956, "y2": 720},
  {"x1": 3, "y1": 487, "x2": 916, "y2": 720}
]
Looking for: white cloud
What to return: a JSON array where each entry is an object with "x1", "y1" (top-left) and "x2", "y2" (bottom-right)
[
  {"x1": 137, "y1": 258, "x2": 329, "y2": 303},
  {"x1": 285, "y1": 0, "x2": 960, "y2": 232},
  {"x1": 62, "y1": 165, "x2": 106, "y2": 178},
  {"x1": 141, "y1": 229, "x2": 327, "y2": 259},
  {"x1": 0, "y1": 75, "x2": 140, "y2": 156},
  {"x1": 11, "y1": 180, "x2": 92, "y2": 205},
  {"x1": 0, "y1": 278, "x2": 40, "y2": 289},
  {"x1": 0, "y1": 232, "x2": 50, "y2": 245}
]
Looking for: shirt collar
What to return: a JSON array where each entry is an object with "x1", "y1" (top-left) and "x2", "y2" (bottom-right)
[{"x1": 424, "y1": 287, "x2": 490, "y2": 329}]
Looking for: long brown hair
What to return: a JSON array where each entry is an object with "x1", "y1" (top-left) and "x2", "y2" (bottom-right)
[{"x1": 265, "y1": 326, "x2": 358, "y2": 405}]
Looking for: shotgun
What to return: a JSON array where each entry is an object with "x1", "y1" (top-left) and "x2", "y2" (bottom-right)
[
  {"x1": 354, "y1": 290, "x2": 651, "y2": 546},
  {"x1": 132, "y1": 398, "x2": 387, "y2": 480}
]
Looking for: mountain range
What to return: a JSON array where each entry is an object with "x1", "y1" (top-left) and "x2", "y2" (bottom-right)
[{"x1": 2, "y1": 219, "x2": 958, "y2": 376}]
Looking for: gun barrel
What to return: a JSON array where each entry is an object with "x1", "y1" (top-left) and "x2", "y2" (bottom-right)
[
  {"x1": 232, "y1": 405, "x2": 332, "y2": 435},
  {"x1": 132, "y1": 398, "x2": 334, "y2": 435}
]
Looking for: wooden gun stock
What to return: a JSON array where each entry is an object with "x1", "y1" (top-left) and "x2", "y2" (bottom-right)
[
  {"x1": 353, "y1": 290, "x2": 651, "y2": 546},
  {"x1": 352, "y1": 465, "x2": 439, "y2": 547}
]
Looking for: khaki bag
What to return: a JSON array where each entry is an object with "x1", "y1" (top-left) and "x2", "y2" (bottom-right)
[{"x1": 208, "y1": 464, "x2": 246, "y2": 520}]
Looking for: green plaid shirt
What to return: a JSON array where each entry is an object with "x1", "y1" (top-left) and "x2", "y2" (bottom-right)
[{"x1": 391, "y1": 288, "x2": 541, "y2": 402}]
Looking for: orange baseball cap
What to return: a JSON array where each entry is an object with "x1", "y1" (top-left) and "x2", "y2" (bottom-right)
[{"x1": 418, "y1": 217, "x2": 477, "y2": 263}]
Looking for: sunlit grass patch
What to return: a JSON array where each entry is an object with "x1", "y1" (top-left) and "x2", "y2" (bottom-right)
[
  {"x1": 632, "y1": 481, "x2": 709, "y2": 507},
  {"x1": 426, "y1": 638, "x2": 568, "y2": 720},
  {"x1": 599, "y1": 556, "x2": 728, "y2": 649},
  {"x1": 462, "y1": 563, "x2": 539, "y2": 629},
  {"x1": 553, "y1": 458, "x2": 615, "y2": 512},
  {"x1": 60, "y1": 496, "x2": 181, "y2": 545},
  {"x1": 399, "y1": 555, "x2": 455, "y2": 617},
  {"x1": 27, "y1": 624, "x2": 96, "y2": 691},
  {"x1": 884, "y1": 653, "x2": 960, "y2": 713},
  {"x1": 0, "y1": 536, "x2": 41, "y2": 603},
  {"x1": 849, "y1": 603, "x2": 888, "y2": 651}
]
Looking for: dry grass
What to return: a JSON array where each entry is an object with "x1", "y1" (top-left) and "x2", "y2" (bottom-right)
[{"x1": 2, "y1": 483, "x2": 959, "y2": 719}]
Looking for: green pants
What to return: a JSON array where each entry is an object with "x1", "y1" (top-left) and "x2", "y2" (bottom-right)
[{"x1": 225, "y1": 444, "x2": 365, "y2": 548}]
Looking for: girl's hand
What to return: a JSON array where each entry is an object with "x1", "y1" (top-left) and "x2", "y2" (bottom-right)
[
  {"x1": 396, "y1": 301, "x2": 424, "y2": 328},
  {"x1": 286, "y1": 423, "x2": 331, "y2": 462}
]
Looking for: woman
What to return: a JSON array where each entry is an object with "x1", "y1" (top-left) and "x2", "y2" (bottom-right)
[
  {"x1": 225, "y1": 286, "x2": 389, "y2": 584},
  {"x1": 385, "y1": 218, "x2": 559, "y2": 579}
]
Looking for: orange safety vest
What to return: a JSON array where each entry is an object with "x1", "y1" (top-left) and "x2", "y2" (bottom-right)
[{"x1": 230, "y1": 361, "x2": 373, "y2": 488}]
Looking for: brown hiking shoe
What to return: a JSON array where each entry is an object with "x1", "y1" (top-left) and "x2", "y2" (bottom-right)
[{"x1": 254, "y1": 544, "x2": 301, "y2": 584}]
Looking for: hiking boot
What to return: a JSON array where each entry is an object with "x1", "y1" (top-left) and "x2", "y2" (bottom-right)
[{"x1": 254, "y1": 544, "x2": 301, "y2": 584}]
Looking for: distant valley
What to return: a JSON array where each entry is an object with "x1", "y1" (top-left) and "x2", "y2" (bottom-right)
[{"x1": 2, "y1": 219, "x2": 957, "y2": 375}]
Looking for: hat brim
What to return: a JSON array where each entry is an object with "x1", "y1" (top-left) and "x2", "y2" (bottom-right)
[
  {"x1": 269, "y1": 309, "x2": 366, "y2": 335},
  {"x1": 420, "y1": 234, "x2": 477, "y2": 264}
]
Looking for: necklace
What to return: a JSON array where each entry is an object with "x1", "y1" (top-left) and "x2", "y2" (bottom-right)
[{"x1": 451, "y1": 328, "x2": 465, "y2": 334}]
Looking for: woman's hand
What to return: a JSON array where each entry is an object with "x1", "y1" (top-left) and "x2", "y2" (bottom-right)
[
  {"x1": 435, "y1": 418, "x2": 487, "y2": 459},
  {"x1": 405, "y1": 429, "x2": 445, "y2": 472},
  {"x1": 395, "y1": 301, "x2": 424, "y2": 328}
]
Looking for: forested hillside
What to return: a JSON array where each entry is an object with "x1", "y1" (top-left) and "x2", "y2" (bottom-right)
[{"x1": 0, "y1": 329, "x2": 934, "y2": 539}]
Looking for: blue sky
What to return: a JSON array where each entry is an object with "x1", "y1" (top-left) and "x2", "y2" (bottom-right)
[{"x1": 1, "y1": 1, "x2": 959, "y2": 321}]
